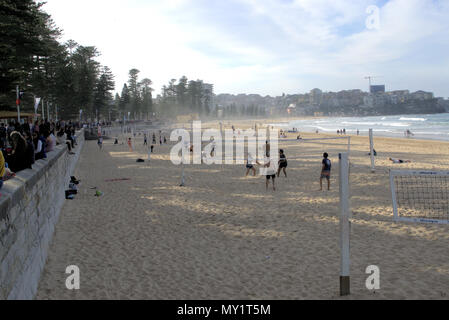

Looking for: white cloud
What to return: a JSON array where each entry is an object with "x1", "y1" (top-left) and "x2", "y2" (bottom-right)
[{"x1": 42, "y1": 0, "x2": 449, "y2": 97}]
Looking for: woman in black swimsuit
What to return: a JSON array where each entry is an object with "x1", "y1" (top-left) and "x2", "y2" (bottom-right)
[{"x1": 277, "y1": 149, "x2": 288, "y2": 178}]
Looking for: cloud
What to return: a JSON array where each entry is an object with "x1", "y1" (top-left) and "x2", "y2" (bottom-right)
[{"x1": 42, "y1": 0, "x2": 449, "y2": 97}]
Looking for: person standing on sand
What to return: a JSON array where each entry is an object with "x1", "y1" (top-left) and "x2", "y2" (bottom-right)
[
  {"x1": 245, "y1": 153, "x2": 256, "y2": 177},
  {"x1": 257, "y1": 152, "x2": 277, "y2": 191},
  {"x1": 128, "y1": 137, "x2": 133, "y2": 152},
  {"x1": 97, "y1": 136, "x2": 103, "y2": 150},
  {"x1": 277, "y1": 149, "x2": 288, "y2": 178},
  {"x1": 144, "y1": 134, "x2": 148, "y2": 146},
  {"x1": 319, "y1": 153, "x2": 331, "y2": 191}
]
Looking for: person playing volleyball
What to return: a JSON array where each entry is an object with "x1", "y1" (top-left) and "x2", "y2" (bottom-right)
[
  {"x1": 257, "y1": 152, "x2": 277, "y2": 191},
  {"x1": 319, "y1": 153, "x2": 331, "y2": 191},
  {"x1": 277, "y1": 149, "x2": 288, "y2": 178},
  {"x1": 245, "y1": 153, "x2": 256, "y2": 177}
]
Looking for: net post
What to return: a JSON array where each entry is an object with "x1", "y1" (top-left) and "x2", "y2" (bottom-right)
[
  {"x1": 339, "y1": 152, "x2": 351, "y2": 296},
  {"x1": 369, "y1": 129, "x2": 375, "y2": 173},
  {"x1": 347, "y1": 136, "x2": 351, "y2": 155},
  {"x1": 389, "y1": 170, "x2": 399, "y2": 222}
]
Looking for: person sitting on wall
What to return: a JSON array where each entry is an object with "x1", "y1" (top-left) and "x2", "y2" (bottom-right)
[
  {"x1": 33, "y1": 131, "x2": 47, "y2": 161},
  {"x1": 6, "y1": 131, "x2": 33, "y2": 173},
  {"x1": 22, "y1": 131, "x2": 35, "y2": 167},
  {"x1": 45, "y1": 129, "x2": 57, "y2": 153},
  {"x1": 65, "y1": 126, "x2": 75, "y2": 149},
  {"x1": 56, "y1": 128, "x2": 75, "y2": 155}
]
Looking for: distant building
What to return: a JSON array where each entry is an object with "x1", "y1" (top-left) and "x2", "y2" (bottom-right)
[
  {"x1": 310, "y1": 88, "x2": 323, "y2": 105},
  {"x1": 411, "y1": 91, "x2": 434, "y2": 100},
  {"x1": 370, "y1": 85, "x2": 386, "y2": 94}
]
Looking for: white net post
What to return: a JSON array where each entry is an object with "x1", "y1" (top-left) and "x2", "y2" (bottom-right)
[
  {"x1": 390, "y1": 170, "x2": 399, "y2": 222},
  {"x1": 347, "y1": 136, "x2": 351, "y2": 154},
  {"x1": 180, "y1": 162, "x2": 185, "y2": 186},
  {"x1": 180, "y1": 140, "x2": 188, "y2": 187},
  {"x1": 339, "y1": 152, "x2": 351, "y2": 296},
  {"x1": 369, "y1": 129, "x2": 375, "y2": 173}
]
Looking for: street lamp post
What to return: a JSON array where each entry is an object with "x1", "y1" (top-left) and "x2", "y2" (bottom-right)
[{"x1": 16, "y1": 85, "x2": 21, "y2": 123}]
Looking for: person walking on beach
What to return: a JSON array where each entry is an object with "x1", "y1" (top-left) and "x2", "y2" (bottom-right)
[
  {"x1": 277, "y1": 149, "x2": 288, "y2": 178},
  {"x1": 97, "y1": 136, "x2": 103, "y2": 150},
  {"x1": 319, "y1": 153, "x2": 331, "y2": 191},
  {"x1": 128, "y1": 137, "x2": 133, "y2": 152},
  {"x1": 245, "y1": 153, "x2": 256, "y2": 177},
  {"x1": 257, "y1": 152, "x2": 277, "y2": 191},
  {"x1": 143, "y1": 134, "x2": 148, "y2": 146}
]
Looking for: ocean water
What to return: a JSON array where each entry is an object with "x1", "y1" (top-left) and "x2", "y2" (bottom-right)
[{"x1": 272, "y1": 113, "x2": 449, "y2": 141}]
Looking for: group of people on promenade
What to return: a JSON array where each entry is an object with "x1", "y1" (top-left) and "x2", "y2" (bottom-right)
[{"x1": 0, "y1": 119, "x2": 79, "y2": 190}]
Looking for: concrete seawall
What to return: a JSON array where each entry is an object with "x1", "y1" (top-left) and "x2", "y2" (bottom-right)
[{"x1": 0, "y1": 129, "x2": 85, "y2": 300}]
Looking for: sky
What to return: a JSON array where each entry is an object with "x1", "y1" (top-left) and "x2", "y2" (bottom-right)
[{"x1": 41, "y1": 0, "x2": 449, "y2": 98}]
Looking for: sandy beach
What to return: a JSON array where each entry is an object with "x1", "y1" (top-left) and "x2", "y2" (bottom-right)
[{"x1": 36, "y1": 121, "x2": 449, "y2": 300}]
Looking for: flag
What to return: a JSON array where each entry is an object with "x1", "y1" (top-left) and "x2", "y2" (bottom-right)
[
  {"x1": 34, "y1": 98, "x2": 41, "y2": 113},
  {"x1": 16, "y1": 91, "x2": 25, "y2": 106}
]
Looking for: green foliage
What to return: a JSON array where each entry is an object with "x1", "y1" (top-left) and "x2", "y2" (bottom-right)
[
  {"x1": 154, "y1": 76, "x2": 213, "y2": 117},
  {"x1": 0, "y1": 1, "x2": 115, "y2": 120}
]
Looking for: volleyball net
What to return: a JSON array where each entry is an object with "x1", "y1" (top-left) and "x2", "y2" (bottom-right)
[{"x1": 390, "y1": 170, "x2": 449, "y2": 224}]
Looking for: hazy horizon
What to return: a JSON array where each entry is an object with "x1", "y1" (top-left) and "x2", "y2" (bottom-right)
[{"x1": 42, "y1": 0, "x2": 449, "y2": 98}]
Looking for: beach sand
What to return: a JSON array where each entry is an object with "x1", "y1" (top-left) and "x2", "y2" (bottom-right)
[{"x1": 36, "y1": 122, "x2": 449, "y2": 300}]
